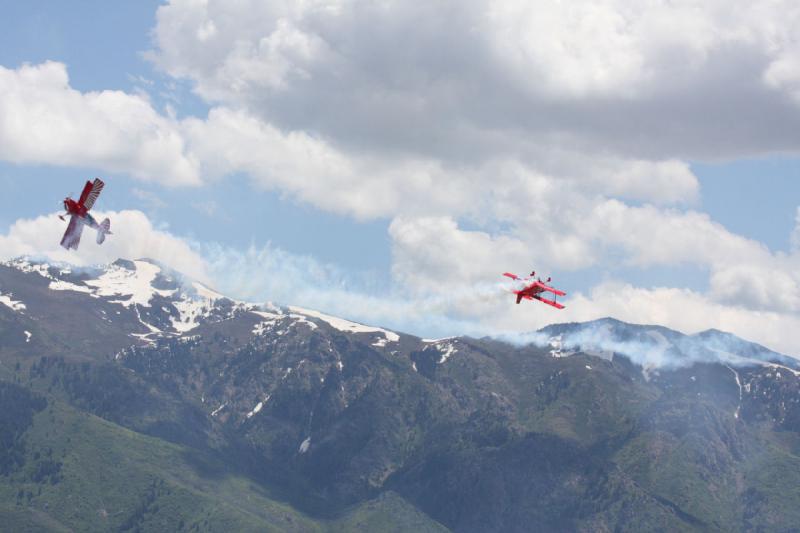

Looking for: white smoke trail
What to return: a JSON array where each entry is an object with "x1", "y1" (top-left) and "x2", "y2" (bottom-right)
[{"x1": 493, "y1": 319, "x2": 799, "y2": 371}]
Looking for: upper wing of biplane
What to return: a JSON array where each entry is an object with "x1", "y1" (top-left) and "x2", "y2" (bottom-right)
[
  {"x1": 78, "y1": 178, "x2": 104, "y2": 211},
  {"x1": 60, "y1": 215, "x2": 84, "y2": 250},
  {"x1": 535, "y1": 281, "x2": 566, "y2": 297}
]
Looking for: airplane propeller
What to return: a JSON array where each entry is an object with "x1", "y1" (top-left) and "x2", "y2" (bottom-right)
[{"x1": 57, "y1": 192, "x2": 73, "y2": 221}]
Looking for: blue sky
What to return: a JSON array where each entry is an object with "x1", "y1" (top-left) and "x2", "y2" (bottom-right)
[
  {"x1": 0, "y1": 1, "x2": 393, "y2": 277},
  {"x1": 2, "y1": 1, "x2": 800, "y2": 354},
  {"x1": 696, "y1": 160, "x2": 800, "y2": 253}
]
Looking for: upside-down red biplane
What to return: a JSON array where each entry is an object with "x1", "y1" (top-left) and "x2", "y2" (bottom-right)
[
  {"x1": 503, "y1": 271, "x2": 566, "y2": 309},
  {"x1": 58, "y1": 178, "x2": 111, "y2": 250}
]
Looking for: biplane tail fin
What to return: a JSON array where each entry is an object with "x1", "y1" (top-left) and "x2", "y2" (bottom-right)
[{"x1": 96, "y1": 218, "x2": 111, "y2": 244}]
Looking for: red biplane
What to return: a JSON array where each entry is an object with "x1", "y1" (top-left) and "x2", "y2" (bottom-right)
[
  {"x1": 59, "y1": 178, "x2": 111, "y2": 250},
  {"x1": 503, "y1": 271, "x2": 566, "y2": 309}
]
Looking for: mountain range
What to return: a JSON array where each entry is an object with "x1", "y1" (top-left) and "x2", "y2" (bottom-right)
[{"x1": 1, "y1": 257, "x2": 800, "y2": 532}]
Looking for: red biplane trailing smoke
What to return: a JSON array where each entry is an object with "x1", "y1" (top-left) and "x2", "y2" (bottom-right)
[
  {"x1": 59, "y1": 178, "x2": 111, "y2": 250},
  {"x1": 503, "y1": 271, "x2": 566, "y2": 309}
]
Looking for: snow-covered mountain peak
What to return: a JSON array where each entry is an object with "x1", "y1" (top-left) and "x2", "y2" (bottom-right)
[
  {"x1": 2, "y1": 256, "x2": 260, "y2": 337},
  {"x1": 1, "y1": 257, "x2": 403, "y2": 346},
  {"x1": 2, "y1": 257, "x2": 65, "y2": 279},
  {"x1": 83, "y1": 259, "x2": 176, "y2": 307}
]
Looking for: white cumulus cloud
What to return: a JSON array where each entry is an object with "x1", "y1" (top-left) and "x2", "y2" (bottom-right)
[
  {"x1": 151, "y1": 0, "x2": 800, "y2": 160},
  {"x1": 0, "y1": 210, "x2": 209, "y2": 282},
  {"x1": 0, "y1": 62, "x2": 200, "y2": 185}
]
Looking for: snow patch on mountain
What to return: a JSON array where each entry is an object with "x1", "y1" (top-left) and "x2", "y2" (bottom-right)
[
  {"x1": 287, "y1": 313, "x2": 319, "y2": 330},
  {"x1": 192, "y1": 282, "x2": 224, "y2": 301},
  {"x1": 132, "y1": 305, "x2": 162, "y2": 338},
  {"x1": 252, "y1": 320, "x2": 277, "y2": 336},
  {"x1": 6, "y1": 259, "x2": 96, "y2": 297},
  {"x1": 251, "y1": 309, "x2": 321, "y2": 336},
  {"x1": 299, "y1": 437, "x2": 311, "y2": 454},
  {"x1": 171, "y1": 281, "x2": 257, "y2": 334},
  {"x1": 130, "y1": 333, "x2": 157, "y2": 346},
  {"x1": 0, "y1": 292, "x2": 25, "y2": 312},
  {"x1": 727, "y1": 365, "x2": 743, "y2": 419},
  {"x1": 4, "y1": 258, "x2": 57, "y2": 280},
  {"x1": 86, "y1": 260, "x2": 176, "y2": 307},
  {"x1": 252, "y1": 310, "x2": 282, "y2": 320},
  {"x1": 423, "y1": 336, "x2": 455, "y2": 343},
  {"x1": 171, "y1": 299, "x2": 208, "y2": 332},
  {"x1": 48, "y1": 279, "x2": 94, "y2": 294},
  {"x1": 433, "y1": 340, "x2": 458, "y2": 364},
  {"x1": 246, "y1": 396, "x2": 269, "y2": 419},
  {"x1": 764, "y1": 362, "x2": 800, "y2": 377},
  {"x1": 172, "y1": 287, "x2": 219, "y2": 333},
  {"x1": 289, "y1": 306, "x2": 398, "y2": 341}
]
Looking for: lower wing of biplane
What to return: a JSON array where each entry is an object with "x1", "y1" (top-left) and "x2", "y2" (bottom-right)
[
  {"x1": 60, "y1": 215, "x2": 84, "y2": 250},
  {"x1": 530, "y1": 293, "x2": 565, "y2": 309},
  {"x1": 514, "y1": 291, "x2": 566, "y2": 309}
]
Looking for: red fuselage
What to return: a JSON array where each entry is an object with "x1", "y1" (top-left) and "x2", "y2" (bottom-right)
[
  {"x1": 516, "y1": 284, "x2": 546, "y2": 299},
  {"x1": 64, "y1": 198, "x2": 88, "y2": 217}
]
